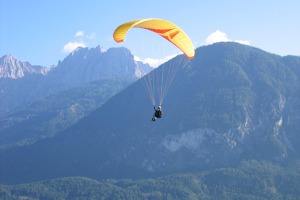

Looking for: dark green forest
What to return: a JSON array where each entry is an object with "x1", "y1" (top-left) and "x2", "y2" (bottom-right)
[{"x1": 1, "y1": 160, "x2": 300, "y2": 200}]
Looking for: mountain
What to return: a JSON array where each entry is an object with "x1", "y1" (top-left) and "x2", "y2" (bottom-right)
[
  {"x1": 0, "y1": 46, "x2": 152, "y2": 116},
  {"x1": 0, "y1": 46, "x2": 150, "y2": 150},
  {"x1": 0, "y1": 55, "x2": 52, "y2": 79},
  {"x1": 0, "y1": 77, "x2": 135, "y2": 152},
  {"x1": 0, "y1": 42, "x2": 299, "y2": 184},
  {"x1": 46, "y1": 46, "x2": 149, "y2": 88}
]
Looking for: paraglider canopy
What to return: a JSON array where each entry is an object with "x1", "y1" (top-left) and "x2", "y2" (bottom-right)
[
  {"x1": 113, "y1": 18, "x2": 195, "y2": 59},
  {"x1": 113, "y1": 18, "x2": 195, "y2": 112}
]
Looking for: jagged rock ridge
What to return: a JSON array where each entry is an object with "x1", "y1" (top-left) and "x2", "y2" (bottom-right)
[{"x1": 0, "y1": 55, "x2": 51, "y2": 79}]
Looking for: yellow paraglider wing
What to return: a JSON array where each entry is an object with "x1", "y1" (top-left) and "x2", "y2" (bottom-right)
[{"x1": 113, "y1": 18, "x2": 195, "y2": 59}]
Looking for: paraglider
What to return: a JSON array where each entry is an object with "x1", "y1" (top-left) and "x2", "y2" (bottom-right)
[
  {"x1": 113, "y1": 18, "x2": 194, "y2": 121},
  {"x1": 152, "y1": 106, "x2": 163, "y2": 121}
]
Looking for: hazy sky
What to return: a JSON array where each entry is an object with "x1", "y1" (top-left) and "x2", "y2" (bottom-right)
[{"x1": 1, "y1": 0, "x2": 299, "y2": 66}]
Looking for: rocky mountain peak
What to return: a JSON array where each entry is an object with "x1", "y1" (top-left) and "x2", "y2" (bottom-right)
[{"x1": 0, "y1": 55, "x2": 51, "y2": 79}]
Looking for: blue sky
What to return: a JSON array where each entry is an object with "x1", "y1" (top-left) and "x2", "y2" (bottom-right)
[{"x1": 1, "y1": 0, "x2": 299, "y2": 67}]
